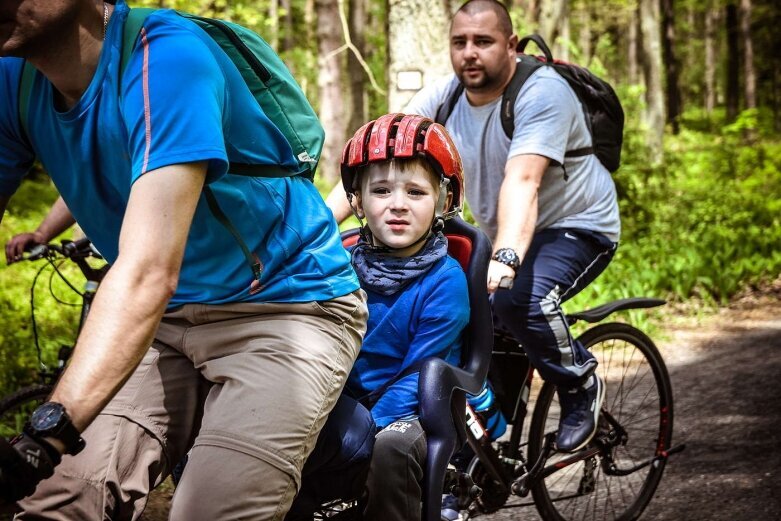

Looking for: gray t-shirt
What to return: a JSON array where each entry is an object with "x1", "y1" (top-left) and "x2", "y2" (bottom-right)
[{"x1": 404, "y1": 66, "x2": 620, "y2": 242}]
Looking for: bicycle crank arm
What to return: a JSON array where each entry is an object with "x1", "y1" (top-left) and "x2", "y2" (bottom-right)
[
  {"x1": 606, "y1": 443, "x2": 687, "y2": 476},
  {"x1": 510, "y1": 432, "x2": 557, "y2": 496}
]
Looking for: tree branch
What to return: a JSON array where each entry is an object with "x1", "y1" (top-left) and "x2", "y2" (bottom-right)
[{"x1": 322, "y1": 0, "x2": 386, "y2": 95}]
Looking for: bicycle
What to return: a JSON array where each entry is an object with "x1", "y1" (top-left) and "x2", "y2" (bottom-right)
[
  {"x1": 448, "y1": 297, "x2": 685, "y2": 520},
  {"x1": 0, "y1": 238, "x2": 107, "y2": 440}
]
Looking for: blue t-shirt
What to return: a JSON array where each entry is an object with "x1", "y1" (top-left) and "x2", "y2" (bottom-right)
[
  {"x1": 346, "y1": 254, "x2": 470, "y2": 428},
  {"x1": 0, "y1": 2, "x2": 358, "y2": 306}
]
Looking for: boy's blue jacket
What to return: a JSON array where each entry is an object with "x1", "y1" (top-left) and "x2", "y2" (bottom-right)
[{"x1": 346, "y1": 254, "x2": 469, "y2": 428}]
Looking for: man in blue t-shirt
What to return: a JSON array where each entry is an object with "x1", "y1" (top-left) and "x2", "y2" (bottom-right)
[{"x1": 0, "y1": 1, "x2": 367, "y2": 519}]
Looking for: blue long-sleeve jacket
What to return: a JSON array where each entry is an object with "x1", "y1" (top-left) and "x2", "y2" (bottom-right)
[{"x1": 346, "y1": 255, "x2": 470, "y2": 428}]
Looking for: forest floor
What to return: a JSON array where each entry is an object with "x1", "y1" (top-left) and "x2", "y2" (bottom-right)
[{"x1": 140, "y1": 280, "x2": 781, "y2": 521}]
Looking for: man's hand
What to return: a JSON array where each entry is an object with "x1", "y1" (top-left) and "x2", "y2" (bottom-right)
[
  {"x1": 487, "y1": 260, "x2": 516, "y2": 294},
  {"x1": 5, "y1": 231, "x2": 45, "y2": 265},
  {"x1": 0, "y1": 434, "x2": 61, "y2": 505}
]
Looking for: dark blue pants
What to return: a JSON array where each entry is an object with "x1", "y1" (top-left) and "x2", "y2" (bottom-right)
[{"x1": 492, "y1": 228, "x2": 616, "y2": 387}]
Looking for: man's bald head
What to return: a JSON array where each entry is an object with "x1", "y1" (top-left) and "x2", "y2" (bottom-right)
[{"x1": 453, "y1": 0, "x2": 513, "y2": 38}]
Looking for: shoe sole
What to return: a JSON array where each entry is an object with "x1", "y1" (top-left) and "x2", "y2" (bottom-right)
[{"x1": 562, "y1": 376, "x2": 605, "y2": 453}]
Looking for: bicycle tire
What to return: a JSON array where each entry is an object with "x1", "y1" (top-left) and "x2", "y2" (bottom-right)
[
  {"x1": 0, "y1": 384, "x2": 52, "y2": 440},
  {"x1": 527, "y1": 323, "x2": 674, "y2": 521}
]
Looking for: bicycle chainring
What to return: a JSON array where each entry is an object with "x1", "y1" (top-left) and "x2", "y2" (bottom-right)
[{"x1": 468, "y1": 461, "x2": 511, "y2": 514}]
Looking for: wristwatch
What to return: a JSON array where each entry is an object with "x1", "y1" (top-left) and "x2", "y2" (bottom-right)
[
  {"x1": 24, "y1": 402, "x2": 85, "y2": 456},
  {"x1": 492, "y1": 248, "x2": 521, "y2": 269}
]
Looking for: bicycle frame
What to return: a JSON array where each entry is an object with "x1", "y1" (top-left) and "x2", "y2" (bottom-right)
[
  {"x1": 23, "y1": 239, "x2": 107, "y2": 384},
  {"x1": 454, "y1": 297, "x2": 684, "y2": 517}
]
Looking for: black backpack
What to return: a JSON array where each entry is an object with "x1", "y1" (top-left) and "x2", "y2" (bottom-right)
[{"x1": 435, "y1": 34, "x2": 624, "y2": 173}]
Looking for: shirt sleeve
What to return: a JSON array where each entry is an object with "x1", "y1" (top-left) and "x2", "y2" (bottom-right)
[
  {"x1": 370, "y1": 263, "x2": 470, "y2": 427},
  {"x1": 508, "y1": 72, "x2": 582, "y2": 164},
  {"x1": 120, "y1": 17, "x2": 229, "y2": 185},
  {"x1": 0, "y1": 59, "x2": 35, "y2": 197}
]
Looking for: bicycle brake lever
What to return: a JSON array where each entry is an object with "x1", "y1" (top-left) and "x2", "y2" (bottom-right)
[{"x1": 26, "y1": 244, "x2": 48, "y2": 260}]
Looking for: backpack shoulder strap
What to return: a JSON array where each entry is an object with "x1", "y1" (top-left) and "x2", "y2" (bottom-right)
[
  {"x1": 434, "y1": 79, "x2": 465, "y2": 126},
  {"x1": 18, "y1": 61, "x2": 37, "y2": 143},
  {"x1": 120, "y1": 8, "x2": 156, "y2": 76},
  {"x1": 500, "y1": 55, "x2": 545, "y2": 139}
]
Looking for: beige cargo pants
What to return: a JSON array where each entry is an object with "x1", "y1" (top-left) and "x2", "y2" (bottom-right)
[{"x1": 17, "y1": 291, "x2": 367, "y2": 521}]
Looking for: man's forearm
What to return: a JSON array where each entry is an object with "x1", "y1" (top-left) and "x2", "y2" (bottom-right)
[
  {"x1": 493, "y1": 154, "x2": 548, "y2": 261},
  {"x1": 493, "y1": 173, "x2": 539, "y2": 261},
  {"x1": 324, "y1": 183, "x2": 353, "y2": 224},
  {"x1": 48, "y1": 257, "x2": 176, "y2": 434},
  {"x1": 36, "y1": 197, "x2": 76, "y2": 241}
]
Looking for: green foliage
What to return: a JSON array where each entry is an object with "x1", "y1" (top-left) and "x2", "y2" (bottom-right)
[
  {"x1": 0, "y1": 179, "x2": 83, "y2": 397},
  {"x1": 566, "y1": 110, "x2": 781, "y2": 322}
]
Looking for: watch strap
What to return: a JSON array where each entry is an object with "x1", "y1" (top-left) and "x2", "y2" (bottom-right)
[
  {"x1": 492, "y1": 248, "x2": 520, "y2": 269},
  {"x1": 24, "y1": 404, "x2": 86, "y2": 456}
]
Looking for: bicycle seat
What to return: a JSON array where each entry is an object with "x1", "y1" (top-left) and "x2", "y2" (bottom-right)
[{"x1": 567, "y1": 297, "x2": 666, "y2": 324}]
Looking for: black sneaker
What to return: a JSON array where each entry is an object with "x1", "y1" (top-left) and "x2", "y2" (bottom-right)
[{"x1": 555, "y1": 374, "x2": 605, "y2": 452}]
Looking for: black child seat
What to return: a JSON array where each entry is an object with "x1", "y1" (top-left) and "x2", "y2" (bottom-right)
[{"x1": 335, "y1": 216, "x2": 494, "y2": 521}]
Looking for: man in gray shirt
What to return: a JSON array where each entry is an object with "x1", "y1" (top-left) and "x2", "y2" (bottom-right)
[{"x1": 328, "y1": 0, "x2": 619, "y2": 454}]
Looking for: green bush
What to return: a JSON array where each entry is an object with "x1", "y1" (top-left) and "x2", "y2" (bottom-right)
[
  {"x1": 566, "y1": 110, "x2": 781, "y2": 323},
  {"x1": 0, "y1": 178, "x2": 82, "y2": 397}
]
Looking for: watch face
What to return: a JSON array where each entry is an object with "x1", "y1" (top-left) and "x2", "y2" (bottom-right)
[
  {"x1": 30, "y1": 402, "x2": 65, "y2": 431},
  {"x1": 495, "y1": 248, "x2": 519, "y2": 267}
]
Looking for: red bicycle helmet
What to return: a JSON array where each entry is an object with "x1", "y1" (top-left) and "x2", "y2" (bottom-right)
[{"x1": 340, "y1": 113, "x2": 464, "y2": 218}]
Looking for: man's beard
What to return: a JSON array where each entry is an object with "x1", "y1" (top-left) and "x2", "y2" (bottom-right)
[{"x1": 457, "y1": 65, "x2": 502, "y2": 92}]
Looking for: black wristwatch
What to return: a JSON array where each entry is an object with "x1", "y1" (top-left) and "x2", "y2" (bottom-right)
[
  {"x1": 24, "y1": 402, "x2": 85, "y2": 456},
  {"x1": 492, "y1": 248, "x2": 521, "y2": 269}
]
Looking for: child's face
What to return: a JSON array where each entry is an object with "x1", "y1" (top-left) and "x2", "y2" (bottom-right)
[{"x1": 354, "y1": 161, "x2": 443, "y2": 257}]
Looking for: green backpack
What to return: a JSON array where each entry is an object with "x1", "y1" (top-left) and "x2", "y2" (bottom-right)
[{"x1": 18, "y1": 8, "x2": 325, "y2": 291}]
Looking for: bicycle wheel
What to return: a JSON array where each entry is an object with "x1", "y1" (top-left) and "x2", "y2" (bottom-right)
[
  {"x1": 527, "y1": 323, "x2": 674, "y2": 521},
  {"x1": 0, "y1": 384, "x2": 52, "y2": 440}
]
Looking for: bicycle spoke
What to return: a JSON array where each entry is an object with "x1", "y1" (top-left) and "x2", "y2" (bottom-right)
[{"x1": 528, "y1": 323, "x2": 673, "y2": 521}]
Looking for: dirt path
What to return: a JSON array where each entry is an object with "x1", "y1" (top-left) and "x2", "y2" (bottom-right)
[
  {"x1": 142, "y1": 291, "x2": 781, "y2": 520},
  {"x1": 483, "y1": 289, "x2": 781, "y2": 521}
]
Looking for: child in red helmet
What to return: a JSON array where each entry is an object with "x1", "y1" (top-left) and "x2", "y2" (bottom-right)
[{"x1": 341, "y1": 113, "x2": 469, "y2": 520}]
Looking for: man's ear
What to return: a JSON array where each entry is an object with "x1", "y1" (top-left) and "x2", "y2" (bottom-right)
[{"x1": 508, "y1": 34, "x2": 518, "y2": 53}]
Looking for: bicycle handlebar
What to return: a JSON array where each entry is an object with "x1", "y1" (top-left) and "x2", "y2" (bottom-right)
[
  {"x1": 22, "y1": 239, "x2": 107, "y2": 283},
  {"x1": 24, "y1": 238, "x2": 102, "y2": 262}
]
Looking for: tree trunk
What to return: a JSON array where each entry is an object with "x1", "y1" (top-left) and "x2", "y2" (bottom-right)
[
  {"x1": 347, "y1": 0, "x2": 368, "y2": 133},
  {"x1": 557, "y1": 4, "x2": 570, "y2": 61},
  {"x1": 704, "y1": 6, "x2": 718, "y2": 115},
  {"x1": 538, "y1": 0, "x2": 568, "y2": 49},
  {"x1": 387, "y1": 0, "x2": 453, "y2": 111},
  {"x1": 577, "y1": 6, "x2": 592, "y2": 66},
  {"x1": 281, "y1": 0, "x2": 294, "y2": 52},
  {"x1": 725, "y1": 2, "x2": 740, "y2": 122},
  {"x1": 661, "y1": 0, "x2": 681, "y2": 133},
  {"x1": 316, "y1": 0, "x2": 347, "y2": 185},
  {"x1": 268, "y1": 0, "x2": 279, "y2": 50},
  {"x1": 627, "y1": 7, "x2": 639, "y2": 85},
  {"x1": 739, "y1": 0, "x2": 756, "y2": 110},
  {"x1": 638, "y1": 0, "x2": 665, "y2": 163}
]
